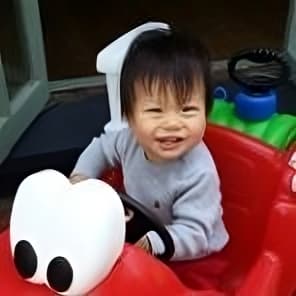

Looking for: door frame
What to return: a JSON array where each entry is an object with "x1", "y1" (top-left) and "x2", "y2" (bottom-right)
[{"x1": 0, "y1": 0, "x2": 49, "y2": 164}]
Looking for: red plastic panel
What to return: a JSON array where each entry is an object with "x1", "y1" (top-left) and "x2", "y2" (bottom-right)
[
  {"x1": 0, "y1": 229, "x2": 225, "y2": 295},
  {"x1": 101, "y1": 124, "x2": 296, "y2": 294},
  {"x1": 1, "y1": 123, "x2": 295, "y2": 295},
  {"x1": 204, "y1": 124, "x2": 282, "y2": 255}
]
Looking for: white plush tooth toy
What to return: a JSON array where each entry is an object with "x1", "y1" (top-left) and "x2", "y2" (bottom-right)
[
  {"x1": 96, "y1": 21, "x2": 170, "y2": 132},
  {"x1": 9, "y1": 169, "x2": 125, "y2": 295}
]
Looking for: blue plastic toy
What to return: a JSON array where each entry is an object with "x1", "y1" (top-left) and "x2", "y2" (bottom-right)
[{"x1": 225, "y1": 48, "x2": 289, "y2": 121}]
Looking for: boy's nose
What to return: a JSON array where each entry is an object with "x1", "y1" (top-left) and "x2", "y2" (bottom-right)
[{"x1": 162, "y1": 115, "x2": 182, "y2": 130}]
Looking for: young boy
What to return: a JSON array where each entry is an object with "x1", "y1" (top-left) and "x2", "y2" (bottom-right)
[{"x1": 70, "y1": 28, "x2": 229, "y2": 261}]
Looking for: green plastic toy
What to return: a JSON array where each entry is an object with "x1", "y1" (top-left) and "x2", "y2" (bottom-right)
[{"x1": 209, "y1": 100, "x2": 296, "y2": 150}]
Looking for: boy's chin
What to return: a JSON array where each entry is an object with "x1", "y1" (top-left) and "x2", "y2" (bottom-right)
[{"x1": 148, "y1": 150, "x2": 187, "y2": 163}]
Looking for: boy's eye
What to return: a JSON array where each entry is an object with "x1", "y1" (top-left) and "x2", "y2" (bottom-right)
[
  {"x1": 145, "y1": 108, "x2": 162, "y2": 113},
  {"x1": 182, "y1": 106, "x2": 199, "y2": 112}
]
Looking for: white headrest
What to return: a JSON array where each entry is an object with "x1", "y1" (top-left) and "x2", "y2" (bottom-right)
[
  {"x1": 96, "y1": 22, "x2": 170, "y2": 133},
  {"x1": 96, "y1": 22, "x2": 169, "y2": 74}
]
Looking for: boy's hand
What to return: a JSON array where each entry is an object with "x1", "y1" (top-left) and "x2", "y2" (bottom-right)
[
  {"x1": 292, "y1": 174, "x2": 296, "y2": 192},
  {"x1": 69, "y1": 173, "x2": 89, "y2": 184},
  {"x1": 135, "y1": 235, "x2": 152, "y2": 254},
  {"x1": 288, "y1": 152, "x2": 296, "y2": 192}
]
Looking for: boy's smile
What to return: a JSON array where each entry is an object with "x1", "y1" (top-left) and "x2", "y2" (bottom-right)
[
  {"x1": 157, "y1": 136, "x2": 183, "y2": 149},
  {"x1": 129, "y1": 81, "x2": 206, "y2": 163}
]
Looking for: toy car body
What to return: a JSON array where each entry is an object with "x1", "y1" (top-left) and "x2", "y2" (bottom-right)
[{"x1": 0, "y1": 123, "x2": 295, "y2": 295}]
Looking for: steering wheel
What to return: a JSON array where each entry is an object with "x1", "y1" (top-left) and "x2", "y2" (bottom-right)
[
  {"x1": 228, "y1": 48, "x2": 290, "y2": 93},
  {"x1": 118, "y1": 193, "x2": 175, "y2": 260}
]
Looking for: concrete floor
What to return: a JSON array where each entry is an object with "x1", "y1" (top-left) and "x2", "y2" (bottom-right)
[{"x1": 0, "y1": 85, "x2": 108, "y2": 233}]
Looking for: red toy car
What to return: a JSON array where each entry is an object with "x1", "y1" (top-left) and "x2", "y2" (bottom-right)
[{"x1": 0, "y1": 123, "x2": 295, "y2": 295}]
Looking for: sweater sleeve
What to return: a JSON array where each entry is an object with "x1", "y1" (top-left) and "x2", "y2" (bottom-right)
[
  {"x1": 71, "y1": 131, "x2": 123, "y2": 178},
  {"x1": 148, "y1": 170, "x2": 229, "y2": 261}
]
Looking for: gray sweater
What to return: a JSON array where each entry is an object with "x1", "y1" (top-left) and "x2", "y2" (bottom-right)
[{"x1": 72, "y1": 128, "x2": 229, "y2": 261}]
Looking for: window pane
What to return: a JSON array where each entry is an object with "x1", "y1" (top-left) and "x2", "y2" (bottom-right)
[{"x1": 0, "y1": 0, "x2": 30, "y2": 98}]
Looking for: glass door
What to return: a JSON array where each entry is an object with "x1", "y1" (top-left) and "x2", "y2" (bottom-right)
[{"x1": 0, "y1": 0, "x2": 49, "y2": 164}]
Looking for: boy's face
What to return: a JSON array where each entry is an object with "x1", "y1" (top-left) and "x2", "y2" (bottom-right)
[{"x1": 129, "y1": 81, "x2": 206, "y2": 163}]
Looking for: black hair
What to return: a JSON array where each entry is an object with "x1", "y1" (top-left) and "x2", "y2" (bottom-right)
[{"x1": 120, "y1": 28, "x2": 212, "y2": 120}]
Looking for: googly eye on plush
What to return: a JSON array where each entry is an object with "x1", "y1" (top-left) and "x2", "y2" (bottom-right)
[{"x1": 10, "y1": 169, "x2": 125, "y2": 295}]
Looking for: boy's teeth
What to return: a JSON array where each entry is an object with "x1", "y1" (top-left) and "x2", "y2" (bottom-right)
[
  {"x1": 157, "y1": 136, "x2": 183, "y2": 143},
  {"x1": 162, "y1": 137, "x2": 177, "y2": 142}
]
